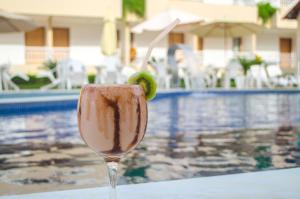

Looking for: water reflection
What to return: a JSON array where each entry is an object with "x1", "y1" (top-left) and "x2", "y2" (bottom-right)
[{"x1": 0, "y1": 93, "x2": 300, "y2": 195}]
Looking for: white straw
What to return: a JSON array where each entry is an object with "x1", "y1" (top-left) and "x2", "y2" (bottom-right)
[{"x1": 141, "y1": 18, "x2": 181, "y2": 70}]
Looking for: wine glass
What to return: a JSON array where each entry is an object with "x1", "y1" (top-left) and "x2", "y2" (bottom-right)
[{"x1": 77, "y1": 84, "x2": 148, "y2": 198}]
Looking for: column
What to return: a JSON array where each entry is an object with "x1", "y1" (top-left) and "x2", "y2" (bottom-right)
[
  {"x1": 251, "y1": 33, "x2": 256, "y2": 55},
  {"x1": 46, "y1": 16, "x2": 53, "y2": 59},
  {"x1": 185, "y1": 33, "x2": 198, "y2": 50},
  {"x1": 120, "y1": 21, "x2": 130, "y2": 65}
]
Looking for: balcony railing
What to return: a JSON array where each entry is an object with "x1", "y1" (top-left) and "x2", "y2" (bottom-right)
[
  {"x1": 178, "y1": 0, "x2": 296, "y2": 7},
  {"x1": 280, "y1": 0, "x2": 296, "y2": 7},
  {"x1": 195, "y1": 50, "x2": 295, "y2": 68},
  {"x1": 25, "y1": 47, "x2": 69, "y2": 64}
]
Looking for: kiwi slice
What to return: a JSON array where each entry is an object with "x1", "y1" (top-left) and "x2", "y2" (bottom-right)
[{"x1": 128, "y1": 71, "x2": 157, "y2": 101}]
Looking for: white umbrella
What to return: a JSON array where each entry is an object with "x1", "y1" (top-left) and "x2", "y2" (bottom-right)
[
  {"x1": 192, "y1": 20, "x2": 263, "y2": 38},
  {"x1": 0, "y1": 9, "x2": 37, "y2": 33},
  {"x1": 132, "y1": 9, "x2": 204, "y2": 33},
  {"x1": 192, "y1": 20, "x2": 263, "y2": 51},
  {"x1": 192, "y1": 20, "x2": 263, "y2": 66},
  {"x1": 101, "y1": 18, "x2": 117, "y2": 56}
]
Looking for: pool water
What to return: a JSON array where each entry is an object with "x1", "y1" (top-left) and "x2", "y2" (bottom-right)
[{"x1": 0, "y1": 92, "x2": 300, "y2": 195}]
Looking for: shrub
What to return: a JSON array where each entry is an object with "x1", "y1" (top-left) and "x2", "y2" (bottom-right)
[{"x1": 238, "y1": 55, "x2": 263, "y2": 75}]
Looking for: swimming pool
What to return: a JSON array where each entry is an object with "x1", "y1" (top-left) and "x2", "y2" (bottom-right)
[{"x1": 0, "y1": 90, "x2": 300, "y2": 195}]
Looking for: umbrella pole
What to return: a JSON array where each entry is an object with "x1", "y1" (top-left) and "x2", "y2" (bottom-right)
[{"x1": 224, "y1": 26, "x2": 227, "y2": 67}]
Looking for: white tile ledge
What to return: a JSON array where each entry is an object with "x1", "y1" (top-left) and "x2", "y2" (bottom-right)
[{"x1": 1, "y1": 168, "x2": 299, "y2": 199}]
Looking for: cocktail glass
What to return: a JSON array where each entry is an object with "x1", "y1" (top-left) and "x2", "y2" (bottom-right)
[{"x1": 77, "y1": 84, "x2": 147, "y2": 198}]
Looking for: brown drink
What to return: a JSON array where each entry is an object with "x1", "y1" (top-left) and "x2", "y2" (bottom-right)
[{"x1": 77, "y1": 84, "x2": 148, "y2": 161}]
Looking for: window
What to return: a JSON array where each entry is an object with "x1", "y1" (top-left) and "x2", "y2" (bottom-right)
[
  {"x1": 232, "y1": 37, "x2": 242, "y2": 52},
  {"x1": 168, "y1": 33, "x2": 184, "y2": 46},
  {"x1": 53, "y1": 27, "x2": 69, "y2": 60},
  {"x1": 25, "y1": 27, "x2": 46, "y2": 64},
  {"x1": 25, "y1": 27, "x2": 45, "y2": 46}
]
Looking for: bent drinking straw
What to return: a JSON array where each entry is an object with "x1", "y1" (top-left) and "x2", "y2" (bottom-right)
[{"x1": 141, "y1": 18, "x2": 181, "y2": 70}]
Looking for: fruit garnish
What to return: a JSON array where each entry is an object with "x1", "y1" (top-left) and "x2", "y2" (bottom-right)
[{"x1": 128, "y1": 71, "x2": 157, "y2": 101}]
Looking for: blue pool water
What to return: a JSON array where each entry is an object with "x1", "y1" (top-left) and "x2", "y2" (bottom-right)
[{"x1": 0, "y1": 91, "x2": 300, "y2": 195}]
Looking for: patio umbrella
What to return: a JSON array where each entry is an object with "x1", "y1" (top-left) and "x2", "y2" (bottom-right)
[
  {"x1": 0, "y1": 9, "x2": 37, "y2": 33},
  {"x1": 191, "y1": 20, "x2": 263, "y2": 66},
  {"x1": 101, "y1": 18, "x2": 117, "y2": 56},
  {"x1": 132, "y1": 9, "x2": 204, "y2": 33},
  {"x1": 192, "y1": 20, "x2": 263, "y2": 51}
]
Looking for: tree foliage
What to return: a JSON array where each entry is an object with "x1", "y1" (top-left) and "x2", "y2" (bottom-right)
[
  {"x1": 122, "y1": 0, "x2": 145, "y2": 19},
  {"x1": 257, "y1": 1, "x2": 277, "y2": 25}
]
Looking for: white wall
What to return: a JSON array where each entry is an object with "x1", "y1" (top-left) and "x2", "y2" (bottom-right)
[
  {"x1": 256, "y1": 31, "x2": 296, "y2": 66},
  {"x1": 69, "y1": 23, "x2": 103, "y2": 65},
  {"x1": 134, "y1": 31, "x2": 168, "y2": 61},
  {"x1": 0, "y1": 33, "x2": 25, "y2": 65},
  {"x1": 243, "y1": 35, "x2": 254, "y2": 52},
  {"x1": 256, "y1": 32, "x2": 279, "y2": 63},
  {"x1": 203, "y1": 37, "x2": 234, "y2": 67}
]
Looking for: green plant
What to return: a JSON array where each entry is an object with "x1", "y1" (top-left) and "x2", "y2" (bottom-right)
[
  {"x1": 257, "y1": 1, "x2": 277, "y2": 25},
  {"x1": 88, "y1": 74, "x2": 96, "y2": 83},
  {"x1": 122, "y1": 0, "x2": 145, "y2": 18},
  {"x1": 238, "y1": 55, "x2": 263, "y2": 75},
  {"x1": 41, "y1": 59, "x2": 57, "y2": 78},
  {"x1": 12, "y1": 74, "x2": 51, "y2": 89}
]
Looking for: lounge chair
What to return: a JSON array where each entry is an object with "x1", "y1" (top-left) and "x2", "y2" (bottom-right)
[
  {"x1": 95, "y1": 56, "x2": 123, "y2": 84},
  {"x1": 266, "y1": 65, "x2": 292, "y2": 87},
  {"x1": 0, "y1": 62, "x2": 29, "y2": 91},
  {"x1": 224, "y1": 59, "x2": 244, "y2": 89},
  {"x1": 200, "y1": 66, "x2": 218, "y2": 88},
  {"x1": 248, "y1": 65, "x2": 271, "y2": 88},
  {"x1": 38, "y1": 59, "x2": 87, "y2": 90},
  {"x1": 149, "y1": 58, "x2": 172, "y2": 89}
]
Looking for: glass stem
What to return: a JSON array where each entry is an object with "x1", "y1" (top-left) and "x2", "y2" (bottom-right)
[{"x1": 106, "y1": 161, "x2": 118, "y2": 199}]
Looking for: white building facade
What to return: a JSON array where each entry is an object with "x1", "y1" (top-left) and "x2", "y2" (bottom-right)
[{"x1": 0, "y1": 0, "x2": 298, "y2": 73}]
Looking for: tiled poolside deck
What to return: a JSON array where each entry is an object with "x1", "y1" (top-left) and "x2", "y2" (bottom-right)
[{"x1": 1, "y1": 168, "x2": 299, "y2": 199}]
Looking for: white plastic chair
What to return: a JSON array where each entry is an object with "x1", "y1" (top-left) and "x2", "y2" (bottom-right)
[
  {"x1": 224, "y1": 60, "x2": 244, "y2": 89},
  {"x1": 39, "y1": 59, "x2": 87, "y2": 90},
  {"x1": 0, "y1": 62, "x2": 29, "y2": 91},
  {"x1": 203, "y1": 67, "x2": 218, "y2": 88},
  {"x1": 249, "y1": 65, "x2": 270, "y2": 88},
  {"x1": 150, "y1": 59, "x2": 172, "y2": 89},
  {"x1": 120, "y1": 66, "x2": 136, "y2": 83},
  {"x1": 95, "y1": 65, "x2": 105, "y2": 84},
  {"x1": 95, "y1": 56, "x2": 123, "y2": 84},
  {"x1": 266, "y1": 65, "x2": 291, "y2": 87}
]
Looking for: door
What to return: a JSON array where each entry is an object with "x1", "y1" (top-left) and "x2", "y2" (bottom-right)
[
  {"x1": 169, "y1": 33, "x2": 184, "y2": 46},
  {"x1": 280, "y1": 38, "x2": 292, "y2": 69},
  {"x1": 53, "y1": 28, "x2": 69, "y2": 60},
  {"x1": 53, "y1": 28, "x2": 69, "y2": 47},
  {"x1": 25, "y1": 27, "x2": 46, "y2": 64}
]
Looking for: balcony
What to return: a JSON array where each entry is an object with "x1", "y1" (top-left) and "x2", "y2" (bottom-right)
[
  {"x1": 25, "y1": 47, "x2": 69, "y2": 64},
  {"x1": 195, "y1": 50, "x2": 295, "y2": 71}
]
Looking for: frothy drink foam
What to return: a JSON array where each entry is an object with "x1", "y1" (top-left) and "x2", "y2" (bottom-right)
[{"x1": 77, "y1": 85, "x2": 148, "y2": 161}]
